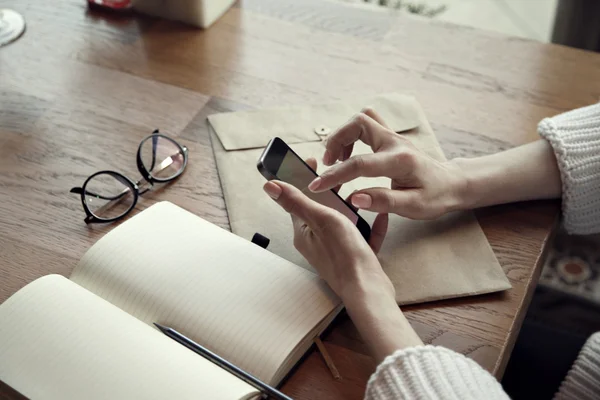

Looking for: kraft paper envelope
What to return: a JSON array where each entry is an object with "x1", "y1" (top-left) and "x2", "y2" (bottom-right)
[{"x1": 208, "y1": 94, "x2": 511, "y2": 305}]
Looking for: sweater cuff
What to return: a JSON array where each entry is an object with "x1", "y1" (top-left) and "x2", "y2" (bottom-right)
[
  {"x1": 538, "y1": 103, "x2": 600, "y2": 235},
  {"x1": 365, "y1": 346, "x2": 508, "y2": 400},
  {"x1": 555, "y1": 333, "x2": 600, "y2": 400}
]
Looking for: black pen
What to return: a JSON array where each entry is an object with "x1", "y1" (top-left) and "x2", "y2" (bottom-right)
[{"x1": 154, "y1": 323, "x2": 293, "y2": 400}]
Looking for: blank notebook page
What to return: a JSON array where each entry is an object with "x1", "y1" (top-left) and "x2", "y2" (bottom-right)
[
  {"x1": 0, "y1": 275, "x2": 258, "y2": 400},
  {"x1": 70, "y1": 201, "x2": 340, "y2": 384}
]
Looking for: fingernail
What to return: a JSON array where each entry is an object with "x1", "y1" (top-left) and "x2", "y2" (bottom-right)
[
  {"x1": 351, "y1": 193, "x2": 372, "y2": 209},
  {"x1": 323, "y1": 150, "x2": 332, "y2": 166},
  {"x1": 308, "y1": 177, "x2": 321, "y2": 192},
  {"x1": 264, "y1": 182, "x2": 282, "y2": 199}
]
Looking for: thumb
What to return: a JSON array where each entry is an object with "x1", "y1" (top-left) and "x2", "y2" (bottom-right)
[{"x1": 350, "y1": 187, "x2": 422, "y2": 218}]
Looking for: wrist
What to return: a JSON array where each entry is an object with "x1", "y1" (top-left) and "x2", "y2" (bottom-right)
[
  {"x1": 444, "y1": 158, "x2": 472, "y2": 212},
  {"x1": 445, "y1": 141, "x2": 562, "y2": 211},
  {"x1": 338, "y1": 263, "x2": 396, "y2": 307},
  {"x1": 341, "y1": 280, "x2": 396, "y2": 311},
  {"x1": 341, "y1": 279, "x2": 423, "y2": 362}
]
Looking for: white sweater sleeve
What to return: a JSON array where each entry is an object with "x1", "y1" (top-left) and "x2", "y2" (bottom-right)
[
  {"x1": 364, "y1": 346, "x2": 509, "y2": 400},
  {"x1": 538, "y1": 103, "x2": 600, "y2": 235},
  {"x1": 555, "y1": 333, "x2": 600, "y2": 400}
]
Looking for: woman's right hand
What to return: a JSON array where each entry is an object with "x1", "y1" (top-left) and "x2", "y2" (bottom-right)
[{"x1": 308, "y1": 108, "x2": 468, "y2": 220}]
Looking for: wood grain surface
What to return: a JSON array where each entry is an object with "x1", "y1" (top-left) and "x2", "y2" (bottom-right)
[{"x1": 1, "y1": 0, "x2": 599, "y2": 398}]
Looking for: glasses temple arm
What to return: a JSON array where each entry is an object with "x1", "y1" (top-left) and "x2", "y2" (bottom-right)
[{"x1": 70, "y1": 187, "x2": 130, "y2": 201}]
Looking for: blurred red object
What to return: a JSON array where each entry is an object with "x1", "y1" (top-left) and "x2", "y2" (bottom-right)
[{"x1": 87, "y1": 0, "x2": 132, "y2": 11}]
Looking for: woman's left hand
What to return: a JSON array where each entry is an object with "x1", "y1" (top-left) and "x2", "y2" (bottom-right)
[{"x1": 262, "y1": 160, "x2": 423, "y2": 362}]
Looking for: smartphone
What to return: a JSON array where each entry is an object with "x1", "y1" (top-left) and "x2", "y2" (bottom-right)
[{"x1": 257, "y1": 137, "x2": 371, "y2": 241}]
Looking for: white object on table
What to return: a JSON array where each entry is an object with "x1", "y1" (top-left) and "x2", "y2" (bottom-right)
[
  {"x1": 0, "y1": 9, "x2": 26, "y2": 47},
  {"x1": 132, "y1": 0, "x2": 236, "y2": 28}
]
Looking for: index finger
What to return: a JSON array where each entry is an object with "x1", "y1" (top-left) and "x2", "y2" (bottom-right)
[
  {"x1": 324, "y1": 111, "x2": 396, "y2": 166},
  {"x1": 310, "y1": 152, "x2": 392, "y2": 192},
  {"x1": 362, "y1": 107, "x2": 390, "y2": 129}
]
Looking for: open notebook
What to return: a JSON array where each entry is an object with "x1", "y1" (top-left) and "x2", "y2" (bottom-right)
[{"x1": 0, "y1": 202, "x2": 341, "y2": 400}]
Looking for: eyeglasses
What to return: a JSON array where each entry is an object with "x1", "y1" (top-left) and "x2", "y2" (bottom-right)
[{"x1": 71, "y1": 130, "x2": 188, "y2": 224}]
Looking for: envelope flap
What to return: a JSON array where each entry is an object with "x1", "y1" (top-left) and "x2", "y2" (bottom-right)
[{"x1": 207, "y1": 93, "x2": 421, "y2": 151}]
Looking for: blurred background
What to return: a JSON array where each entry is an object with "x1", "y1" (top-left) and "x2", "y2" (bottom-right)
[
  {"x1": 347, "y1": 0, "x2": 600, "y2": 51},
  {"x1": 353, "y1": 0, "x2": 557, "y2": 41}
]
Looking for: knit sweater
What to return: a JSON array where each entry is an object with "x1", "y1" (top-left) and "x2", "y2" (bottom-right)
[
  {"x1": 365, "y1": 103, "x2": 600, "y2": 400},
  {"x1": 539, "y1": 103, "x2": 600, "y2": 235}
]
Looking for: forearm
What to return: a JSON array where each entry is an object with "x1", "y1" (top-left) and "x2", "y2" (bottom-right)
[
  {"x1": 342, "y1": 287, "x2": 422, "y2": 364},
  {"x1": 452, "y1": 140, "x2": 562, "y2": 210}
]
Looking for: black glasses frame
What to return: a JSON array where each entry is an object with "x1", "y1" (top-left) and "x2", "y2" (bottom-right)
[{"x1": 70, "y1": 130, "x2": 188, "y2": 224}]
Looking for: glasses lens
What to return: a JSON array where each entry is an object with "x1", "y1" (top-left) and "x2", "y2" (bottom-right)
[
  {"x1": 140, "y1": 135, "x2": 185, "y2": 180},
  {"x1": 84, "y1": 173, "x2": 135, "y2": 220}
]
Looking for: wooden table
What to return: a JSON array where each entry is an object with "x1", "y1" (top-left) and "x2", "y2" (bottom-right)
[{"x1": 1, "y1": 0, "x2": 599, "y2": 398}]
